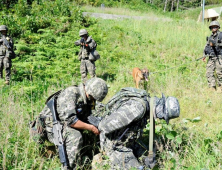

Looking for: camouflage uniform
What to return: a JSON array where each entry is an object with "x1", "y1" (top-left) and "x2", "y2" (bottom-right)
[
  {"x1": 204, "y1": 22, "x2": 222, "y2": 89},
  {"x1": 38, "y1": 78, "x2": 108, "y2": 169},
  {"x1": 0, "y1": 25, "x2": 14, "y2": 84},
  {"x1": 75, "y1": 32, "x2": 97, "y2": 82},
  {"x1": 99, "y1": 100, "x2": 148, "y2": 169},
  {"x1": 40, "y1": 84, "x2": 93, "y2": 169},
  {"x1": 95, "y1": 88, "x2": 150, "y2": 170},
  {"x1": 93, "y1": 88, "x2": 180, "y2": 170}
]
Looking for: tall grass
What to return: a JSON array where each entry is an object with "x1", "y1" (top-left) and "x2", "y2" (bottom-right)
[{"x1": 1, "y1": 2, "x2": 222, "y2": 169}]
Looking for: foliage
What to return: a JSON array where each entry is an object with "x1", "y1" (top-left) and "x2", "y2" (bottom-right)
[{"x1": 1, "y1": 0, "x2": 222, "y2": 169}]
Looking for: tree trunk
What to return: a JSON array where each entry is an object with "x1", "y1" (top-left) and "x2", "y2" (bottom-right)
[
  {"x1": 171, "y1": 0, "x2": 174, "y2": 12},
  {"x1": 164, "y1": 0, "x2": 168, "y2": 12},
  {"x1": 177, "y1": 0, "x2": 179, "y2": 11},
  {"x1": 6, "y1": 0, "x2": 10, "y2": 9}
]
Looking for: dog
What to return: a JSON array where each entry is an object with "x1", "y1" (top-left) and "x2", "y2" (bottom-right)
[{"x1": 132, "y1": 67, "x2": 149, "y2": 89}]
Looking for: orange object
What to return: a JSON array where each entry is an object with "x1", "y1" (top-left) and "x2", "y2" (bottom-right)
[{"x1": 132, "y1": 67, "x2": 149, "y2": 89}]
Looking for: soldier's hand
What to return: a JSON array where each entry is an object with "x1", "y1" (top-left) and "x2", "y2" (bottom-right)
[
  {"x1": 90, "y1": 125, "x2": 100, "y2": 135},
  {"x1": 202, "y1": 57, "x2": 206, "y2": 62},
  {"x1": 80, "y1": 43, "x2": 85, "y2": 46}
]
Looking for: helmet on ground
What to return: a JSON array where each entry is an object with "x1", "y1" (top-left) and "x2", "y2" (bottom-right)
[
  {"x1": 85, "y1": 77, "x2": 108, "y2": 102},
  {"x1": 79, "y1": 29, "x2": 88, "y2": 37},
  {"x1": 155, "y1": 93, "x2": 180, "y2": 124},
  {"x1": 0, "y1": 25, "x2": 8, "y2": 31},
  {"x1": 209, "y1": 21, "x2": 220, "y2": 29}
]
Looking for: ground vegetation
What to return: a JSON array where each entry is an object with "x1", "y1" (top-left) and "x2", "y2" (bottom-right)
[{"x1": 0, "y1": 0, "x2": 222, "y2": 169}]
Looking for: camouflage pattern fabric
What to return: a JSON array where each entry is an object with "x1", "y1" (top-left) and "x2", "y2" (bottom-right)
[
  {"x1": 204, "y1": 31, "x2": 222, "y2": 56},
  {"x1": 75, "y1": 36, "x2": 97, "y2": 82},
  {"x1": 204, "y1": 31, "x2": 222, "y2": 87},
  {"x1": 39, "y1": 84, "x2": 92, "y2": 169},
  {"x1": 206, "y1": 56, "x2": 222, "y2": 87},
  {"x1": 0, "y1": 57, "x2": 11, "y2": 81},
  {"x1": 97, "y1": 98, "x2": 149, "y2": 170},
  {"x1": 0, "y1": 34, "x2": 14, "y2": 81},
  {"x1": 80, "y1": 60, "x2": 95, "y2": 82}
]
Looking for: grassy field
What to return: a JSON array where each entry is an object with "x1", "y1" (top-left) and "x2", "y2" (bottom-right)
[{"x1": 1, "y1": 2, "x2": 222, "y2": 169}]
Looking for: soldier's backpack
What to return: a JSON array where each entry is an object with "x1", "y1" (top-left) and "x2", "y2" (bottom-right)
[
  {"x1": 29, "y1": 90, "x2": 63, "y2": 144},
  {"x1": 29, "y1": 116, "x2": 47, "y2": 144},
  {"x1": 104, "y1": 87, "x2": 150, "y2": 116}
]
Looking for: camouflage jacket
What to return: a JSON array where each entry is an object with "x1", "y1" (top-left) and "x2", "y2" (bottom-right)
[
  {"x1": 0, "y1": 34, "x2": 14, "y2": 58},
  {"x1": 98, "y1": 98, "x2": 149, "y2": 134},
  {"x1": 74, "y1": 36, "x2": 97, "y2": 60},
  {"x1": 40, "y1": 84, "x2": 92, "y2": 132},
  {"x1": 204, "y1": 30, "x2": 222, "y2": 57},
  {"x1": 98, "y1": 88, "x2": 150, "y2": 146}
]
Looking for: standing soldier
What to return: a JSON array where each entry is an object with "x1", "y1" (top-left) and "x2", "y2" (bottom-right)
[
  {"x1": 0, "y1": 25, "x2": 15, "y2": 85},
  {"x1": 203, "y1": 21, "x2": 222, "y2": 92},
  {"x1": 75, "y1": 29, "x2": 100, "y2": 82}
]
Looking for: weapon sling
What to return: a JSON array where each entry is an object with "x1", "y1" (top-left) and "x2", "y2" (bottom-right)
[{"x1": 46, "y1": 97, "x2": 68, "y2": 169}]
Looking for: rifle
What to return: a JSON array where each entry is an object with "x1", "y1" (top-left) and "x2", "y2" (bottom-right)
[
  {"x1": 209, "y1": 39, "x2": 221, "y2": 65},
  {"x1": 1, "y1": 34, "x2": 12, "y2": 50},
  {"x1": 46, "y1": 97, "x2": 69, "y2": 170},
  {"x1": 80, "y1": 37, "x2": 86, "y2": 46}
]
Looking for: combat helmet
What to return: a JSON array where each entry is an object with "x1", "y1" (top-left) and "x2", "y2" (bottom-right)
[
  {"x1": 79, "y1": 29, "x2": 88, "y2": 37},
  {"x1": 85, "y1": 77, "x2": 108, "y2": 102},
  {"x1": 209, "y1": 21, "x2": 220, "y2": 29},
  {"x1": 0, "y1": 25, "x2": 8, "y2": 31},
  {"x1": 155, "y1": 93, "x2": 180, "y2": 124}
]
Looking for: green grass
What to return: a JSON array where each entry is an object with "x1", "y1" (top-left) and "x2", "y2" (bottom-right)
[{"x1": 1, "y1": 1, "x2": 222, "y2": 169}]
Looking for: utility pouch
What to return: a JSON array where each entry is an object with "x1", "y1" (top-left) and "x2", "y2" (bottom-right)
[
  {"x1": 0, "y1": 46, "x2": 6, "y2": 56},
  {"x1": 29, "y1": 116, "x2": 47, "y2": 144},
  {"x1": 89, "y1": 50, "x2": 100, "y2": 61},
  {"x1": 6, "y1": 50, "x2": 16, "y2": 59}
]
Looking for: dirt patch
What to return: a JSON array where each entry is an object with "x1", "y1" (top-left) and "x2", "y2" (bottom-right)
[{"x1": 83, "y1": 12, "x2": 172, "y2": 22}]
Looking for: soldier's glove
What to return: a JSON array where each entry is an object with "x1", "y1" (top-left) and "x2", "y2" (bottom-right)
[
  {"x1": 6, "y1": 37, "x2": 10, "y2": 41},
  {"x1": 87, "y1": 115, "x2": 102, "y2": 128}
]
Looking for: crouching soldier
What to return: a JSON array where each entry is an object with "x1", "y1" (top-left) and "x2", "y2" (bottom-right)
[
  {"x1": 90, "y1": 87, "x2": 180, "y2": 170},
  {"x1": 75, "y1": 29, "x2": 100, "y2": 83},
  {"x1": 30, "y1": 78, "x2": 108, "y2": 170},
  {"x1": 0, "y1": 25, "x2": 16, "y2": 85}
]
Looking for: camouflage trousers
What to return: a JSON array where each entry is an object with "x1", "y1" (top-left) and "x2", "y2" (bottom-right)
[
  {"x1": 0, "y1": 56, "x2": 11, "y2": 81},
  {"x1": 80, "y1": 59, "x2": 95, "y2": 82},
  {"x1": 206, "y1": 56, "x2": 222, "y2": 87},
  {"x1": 96, "y1": 132, "x2": 145, "y2": 170},
  {"x1": 47, "y1": 126, "x2": 83, "y2": 169}
]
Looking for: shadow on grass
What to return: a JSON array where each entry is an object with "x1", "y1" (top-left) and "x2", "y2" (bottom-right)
[{"x1": 97, "y1": 72, "x2": 116, "y2": 82}]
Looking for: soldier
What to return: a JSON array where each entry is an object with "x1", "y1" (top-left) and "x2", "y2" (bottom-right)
[
  {"x1": 203, "y1": 21, "x2": 222, "y2": 92},
  {"x1": 36, "y1": 78, "x2": 108, "y2": 170},
  {"x1": 0, "y1": 25, "x2": 15, "y2": 85},
  {"x1": 90, "y1": 88, "x2": 180, "y2": 170},
  {"x1": 75, "y1": 29, "x2": 100, "y2": 82}
]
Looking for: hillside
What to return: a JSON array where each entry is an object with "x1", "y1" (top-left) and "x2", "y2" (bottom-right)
[{"x1": 1, "y1": 1, "x2": 222, "y2": 169}]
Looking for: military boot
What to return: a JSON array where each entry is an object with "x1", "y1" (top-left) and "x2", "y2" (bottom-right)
[{"x1": 5, "y1": 80, "x2": 9, "y2": 85}]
